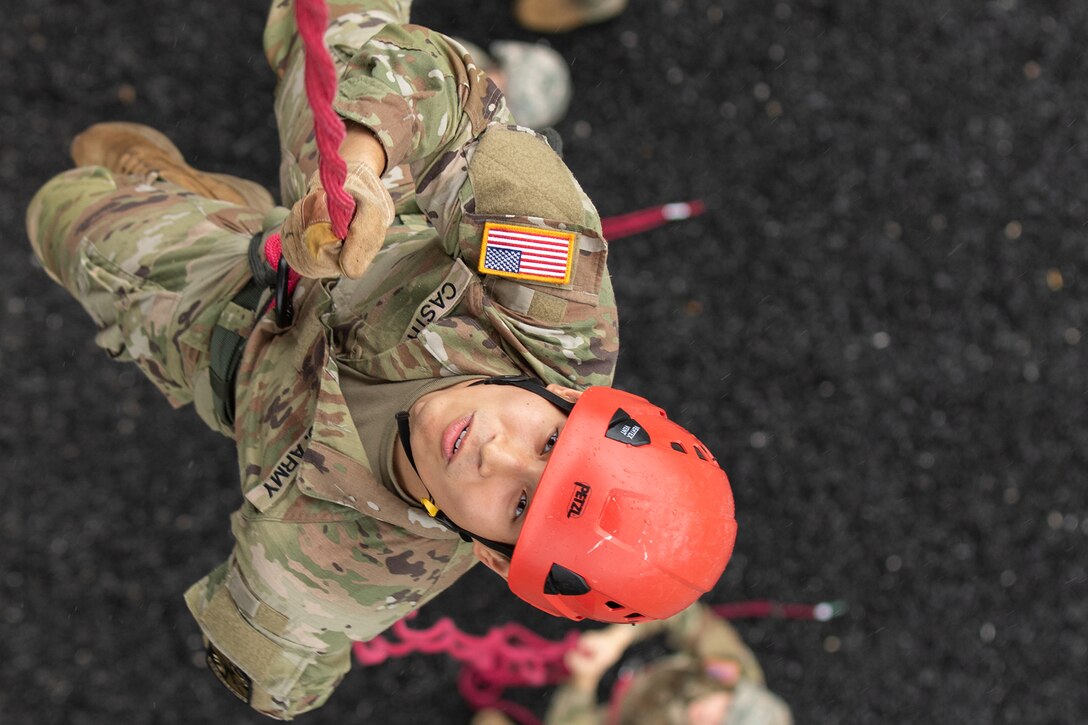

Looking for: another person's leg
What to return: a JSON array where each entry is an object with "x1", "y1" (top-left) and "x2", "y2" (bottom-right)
[{"x1": 26, "y1": 140, "x2": 267, "y2": 435}]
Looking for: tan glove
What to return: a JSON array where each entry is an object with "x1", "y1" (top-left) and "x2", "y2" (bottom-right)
[{"x1": 280, "y1": 161, "x2": 396, "y2": 279}]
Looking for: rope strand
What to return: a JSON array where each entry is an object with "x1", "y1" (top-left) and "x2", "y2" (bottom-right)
[
  {"x1": 600, "y1": 200, "x2": 706, "y2": 240},
  {"x1": 294, "y1": 0, "x2": 356, "y2": 238}
]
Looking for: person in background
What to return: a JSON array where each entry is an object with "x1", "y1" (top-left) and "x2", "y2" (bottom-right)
[{"x1": 474, "y1": 603, "x2": 793, "y2": 725}]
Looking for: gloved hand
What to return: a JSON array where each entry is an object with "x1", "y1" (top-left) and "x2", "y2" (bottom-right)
[{"x1": 280, "y1": 161, "x2": 395, "y2": 279}]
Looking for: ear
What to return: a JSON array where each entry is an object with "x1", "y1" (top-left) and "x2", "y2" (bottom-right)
[
  {"x1": 473, "y1": 540, "x2": 511, "y2": 580},
  {"x1": 545, "y1": 384, "x2": 584, "y2": 405}
]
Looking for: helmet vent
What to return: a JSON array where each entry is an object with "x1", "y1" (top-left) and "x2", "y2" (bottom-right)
[
  {"x1": 670, "y1": 442, "x2": 686, "y2": 453},
  {"x1": 694, "y1": 446, "x2": 708, "y2": 461},
  {"x1": 605, "y1": 408, "x2": 651, "y2": 446},
  {"x1": 543, "y1": 563, "x2": 591, "y2": 596},
  {"x1": 624, "y1": 612, "x2": 644, "y2": 620},
  {"x1": 604, "y1": 600, "x2": 624, "y2": 610}
]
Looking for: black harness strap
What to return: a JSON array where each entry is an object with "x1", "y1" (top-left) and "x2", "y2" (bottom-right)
[
  {"x1": 474, "y1": 375, "x2": 575, "y2": 414},
  {"x1": 209, "y1": 231, "x2": 284, "y2": 428},
  {"x1": 209, "y1": 279, "x2": 266, "y2": 428}
]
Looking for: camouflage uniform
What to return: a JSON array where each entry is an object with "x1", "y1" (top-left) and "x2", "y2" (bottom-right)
[{"x1": 26, "y1": 0, "x2": 617, "y2": 718}]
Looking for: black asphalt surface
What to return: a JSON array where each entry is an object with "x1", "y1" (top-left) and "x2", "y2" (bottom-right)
[{"x1": 3, "y1": 1, "x2": 1086, "y2": 723}]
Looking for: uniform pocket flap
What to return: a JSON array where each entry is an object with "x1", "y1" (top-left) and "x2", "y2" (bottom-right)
[{"x1": 186, "y1": 564, "x2": 314, "y2": 702}]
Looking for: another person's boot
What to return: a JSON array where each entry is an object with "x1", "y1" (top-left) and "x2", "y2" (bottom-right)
[
  {"x1": 70, "y1": 122, "x2": 275, "y2": 212},
  {"x1": 514, "y1": 0, "x2": 628, "y2": 34}
]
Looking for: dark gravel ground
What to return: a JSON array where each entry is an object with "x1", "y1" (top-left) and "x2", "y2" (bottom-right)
[{"x1": 2, "y1": 1, "x2": 1086, "y2": 723}]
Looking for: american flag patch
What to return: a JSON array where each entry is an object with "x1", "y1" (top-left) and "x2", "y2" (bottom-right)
[{"x1": 478, "y1": 222, "x2": 577, "y2": 285}]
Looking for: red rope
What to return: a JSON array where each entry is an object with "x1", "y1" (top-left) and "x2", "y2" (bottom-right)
[
  {"x1": 712, "y1": 599, "x2": 846, "y2": 622},
  {"x1": 352, "y1": 600, "x2": 843, "y2": 724},
  {"x1": 354, "y1": 615, "x2": 578, "y2": 725},
  {"x1": 294, "y1": 0, "x2": 355, "y2": 238},
  {"x1": 600, "y1": 200, "x2": 706, "y2": 240}
]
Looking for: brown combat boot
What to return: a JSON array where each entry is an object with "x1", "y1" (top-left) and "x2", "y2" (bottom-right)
[
  {"x1": 514, "y1": 0, "x2": 628, "y2": 33},
  {"x1": 70, "y1": 122, "x2": 275, "y2": 212}
]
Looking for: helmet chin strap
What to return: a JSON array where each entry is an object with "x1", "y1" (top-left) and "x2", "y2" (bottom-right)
[
  {"x1": 477, "y1": 375, "x2": 575, "y2": 414},
  {"x1": 394, "y1": 376, "x2": 574, "y2": 559}
]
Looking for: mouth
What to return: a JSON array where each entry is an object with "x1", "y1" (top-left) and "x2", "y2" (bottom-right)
[{"x1": 441, "y1": 413, "x2": 474, "y2": 464}]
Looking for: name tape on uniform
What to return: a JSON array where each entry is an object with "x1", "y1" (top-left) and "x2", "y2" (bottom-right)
[
  {"x1": 402, "y1": 260, "x2": 474, "y2": 342},
  {"x1": 478, "y1": 222, "x2": 576, "y2": 285},
  {"x1": 245, "y1": 428, "x2": 313, "y2": 512}
]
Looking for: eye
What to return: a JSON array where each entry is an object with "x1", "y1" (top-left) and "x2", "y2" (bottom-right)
[
  {"x1": 514, "y1": 492, "x2": 528, "y2": 520},
  {"x1": 543, "y1": 429, "x2": 559, "y2": 454}
]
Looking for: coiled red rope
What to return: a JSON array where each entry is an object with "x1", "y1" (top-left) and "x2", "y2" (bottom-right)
[
  {"x1": 353, "y1": 600, "x2": 844, "y2": 725},
  {"x1": 355, "y1": 615, "x2": 579, "y2": 724}
]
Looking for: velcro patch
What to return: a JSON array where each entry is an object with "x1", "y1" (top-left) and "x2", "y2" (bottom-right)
[
  {"x1": 206, "y1": 641, "x2": 253, "y2": 704},
  {"x1": 478, "y1": 222, "x2": 576, "y2": 285}
]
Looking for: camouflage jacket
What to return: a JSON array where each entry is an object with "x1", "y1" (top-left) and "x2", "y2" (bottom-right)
[{"x1": 185, "y1": 2, "x2": 618, "y2": 719}]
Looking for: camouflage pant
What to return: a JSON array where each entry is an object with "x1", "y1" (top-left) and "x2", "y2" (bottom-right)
[
  {"x1": 25, "y1": 0, "x2": 412, "y2": 436},
  {"x1": 26, "y1": 169, "x2": 266, "y2": 435}
]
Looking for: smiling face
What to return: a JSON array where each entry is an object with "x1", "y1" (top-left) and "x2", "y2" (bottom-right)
[{"x1": 393, "y1": 380, "x2": 583, "y2": 552}]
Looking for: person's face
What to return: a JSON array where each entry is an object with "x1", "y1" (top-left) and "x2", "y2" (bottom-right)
[{"x1": 402, "y1": 380, "x2": 582, "y2": 551}]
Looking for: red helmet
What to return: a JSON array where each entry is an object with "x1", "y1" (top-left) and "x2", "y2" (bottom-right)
[{"x1": 508, "y1": 386, "x2": 737, "y2": 623}]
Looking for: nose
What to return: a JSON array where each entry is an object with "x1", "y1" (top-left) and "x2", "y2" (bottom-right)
[{"x1": 478, "y1": 433, "x2": 544, "y2": 482}]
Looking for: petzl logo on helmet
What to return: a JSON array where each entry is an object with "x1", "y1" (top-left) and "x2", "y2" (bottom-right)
[
  {"x1": 567, "y1": 482, "x2": 591, "y2": 518},
  {"x1": 605, "y1": 408, "x2": 651, "y2": 446}
]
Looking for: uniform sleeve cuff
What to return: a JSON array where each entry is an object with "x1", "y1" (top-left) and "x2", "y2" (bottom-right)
[{"x1": 334, "y1": 80, "x2": 417, "y2": 171}]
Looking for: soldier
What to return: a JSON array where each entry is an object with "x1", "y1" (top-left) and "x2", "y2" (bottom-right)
[
  {"x1": 26, "y1": 0, "x2": 734, "y2": 719},
  {"x1": 474, "y1": 603, "x2": 793, "y2": 725}
]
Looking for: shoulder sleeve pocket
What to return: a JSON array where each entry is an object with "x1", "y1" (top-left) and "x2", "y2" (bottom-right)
[{"x1": 462, "y1": 212, "x2": 607, "y2": 304}]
